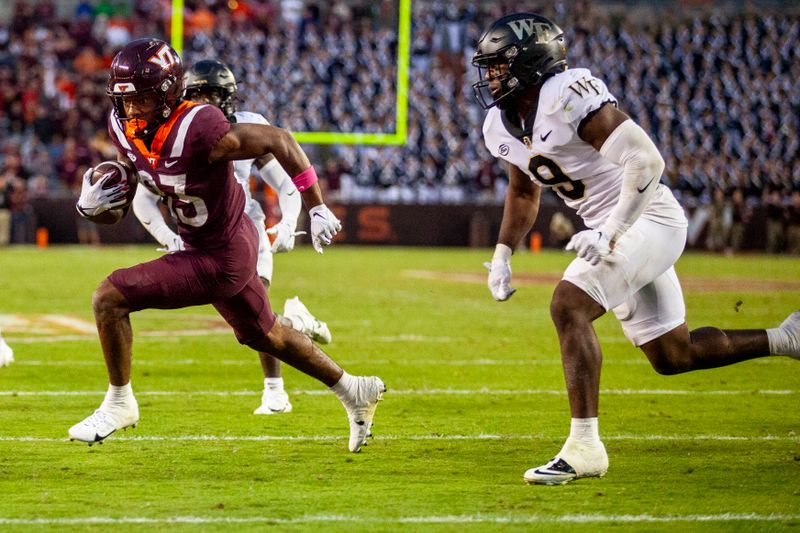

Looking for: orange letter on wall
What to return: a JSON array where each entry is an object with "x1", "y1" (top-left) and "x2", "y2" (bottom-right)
[{"x1": 357, "y1": 206, "x2": 392, "y2": 242}]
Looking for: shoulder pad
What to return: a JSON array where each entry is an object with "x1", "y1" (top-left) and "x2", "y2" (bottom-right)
[
  {"x1": 539, "y1": 68, "x2": 592, "y2": 115},
  {"x1": 233, "y1": 110, "x2": 270, "y2": 126},
  {"x1": 543, "y1": 68, "x2": 617, "y2": 125}
]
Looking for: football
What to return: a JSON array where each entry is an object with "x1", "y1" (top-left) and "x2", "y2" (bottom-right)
[{"x1": 82, "y1": 160, "x2": 139, "y2": 225}]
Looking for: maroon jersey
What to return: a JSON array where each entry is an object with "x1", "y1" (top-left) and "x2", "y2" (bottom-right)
[
  {"x1": 106, "y1": 100, "x2": 276, "y2": 342},
  {"x1": 107, "y1": 101, "x2": 245, "y2": 248}
]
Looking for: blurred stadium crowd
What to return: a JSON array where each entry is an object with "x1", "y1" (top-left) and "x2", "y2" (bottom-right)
[{"x1": 0, "y1": 0, "x2": 798, "y2": 252}]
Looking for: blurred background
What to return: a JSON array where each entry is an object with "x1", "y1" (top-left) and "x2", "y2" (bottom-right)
[{"x1": 0, "y1": 0, "x2": 798, "y2": 253}]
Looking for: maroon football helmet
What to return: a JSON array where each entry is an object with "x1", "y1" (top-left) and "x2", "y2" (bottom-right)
[{"x1": 106, "y1": 38, "x2": 184, "y2": 138}]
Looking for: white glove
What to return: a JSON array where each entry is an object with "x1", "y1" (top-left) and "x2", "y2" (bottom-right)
[
  {"x1": 483, "y1": 244, "x2": 516, "y2": 301},
  {"x1": 267, "y1": 219, "x2": 305, "y2": 253},
  {"x1": 76, "y1": 167, "x2": 129, "y2": 217},
  {"x1": 566, "y1": 229, "x2": 612, "y2": 266},
  {"x1": 309, "y1": 204, "x2": 341, "y2": 254},
  {"x1": 156, "y1": 233, "x2": 185, "y2": 253}
]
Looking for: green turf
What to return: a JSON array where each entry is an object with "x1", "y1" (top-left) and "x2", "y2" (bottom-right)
[{"x1": 0, "y1": 245, "x2": 798, "y2": 531}]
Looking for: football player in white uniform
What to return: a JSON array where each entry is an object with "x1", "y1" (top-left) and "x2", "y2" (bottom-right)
[
  {"x1": 475, "y1": 13, "x2": 800, "y2": 485},
  {"x1": 132, "y1": 60, "x2": 332, "y2": 415},
  {"x1": 0, "y1": 328, "x2": 13, "y2": 367}
]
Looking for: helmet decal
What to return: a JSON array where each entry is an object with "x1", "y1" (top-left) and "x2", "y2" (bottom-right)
[
  {"x1": 472, "y1": 13, "x2": 568, "y2": 110},
  {"x1": 106, "y1": 38, "x2": 185, "y2": 138},
  {"x1": 506, "y1": 19, "x2": 555, "y2": 42},
  {"x1": 112, "y1": 83, "x2": 136, "y2": 93},
  {"x1": 147, "y1": 44, "x2": 179, "y2": 69}
]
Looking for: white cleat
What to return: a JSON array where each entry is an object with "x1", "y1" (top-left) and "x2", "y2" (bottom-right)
[
  {"x1": 775, "y1": 311, "x2": 800, "y2": 360},
  {"x1": 342, "y1": 376, "x2": 386, "y2": 452},
  {"x1": 284, "y1": 296, "x2": 332, "y2": 344},
  {"x1": 68, "y1": 403, "x2": 139, "y2": 445},
  {"x1": 523, "y1": 438, "x2": 609, "y2": 485},
  {"x1": 253, "y1": 389, "x2": 293, "y2": 415},
  {"x1": 0, "y1": 337, "x2": 13, "y2": 368}
]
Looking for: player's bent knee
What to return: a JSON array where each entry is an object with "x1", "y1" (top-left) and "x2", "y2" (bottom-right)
[
  {"x1": 236, "y1": 320, "x2": 278, "y2": 352},
  {"x1": 550, "y1": 283, "x2": 602, "y2": 329},
  {"x1": 92, "y1": 279, "x2": 130, "y2": 319},
  {"x1": 641, "y1": 326, "x2": 693, "y2": 375},
  {"x1": 647, "y1": 355, "x2": 685, "y2": 375},
  {"x1": 642, "y1": 345, "x2": 692, "y2": 375}
]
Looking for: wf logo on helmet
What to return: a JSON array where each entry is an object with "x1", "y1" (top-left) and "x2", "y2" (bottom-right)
[{"x1": 507, "y1": 19, "x2": 553, "y2": 42}]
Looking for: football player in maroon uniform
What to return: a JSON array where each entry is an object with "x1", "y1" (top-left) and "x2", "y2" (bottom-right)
[
  {"x1": 71, "y1": 38, "x2": 384, "y2": 452},
  {"x1": 133, "y1": 59, "x2": 333, "y2": 416}
]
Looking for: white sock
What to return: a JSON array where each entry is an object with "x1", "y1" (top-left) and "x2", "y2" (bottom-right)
[
  {"x1": 766, "y1": 327, "x2": 787, "y2": 355},
  {"x1": 265, "y1": 377, "x2": 284, "y2": 392},
  {"x1": 568, "y1": 417, "x2": 601, "y2": 448},
  {"x1": 102, "y1": 383, "x2": 135, "y2": 410},
  {"x1": 330, "y1": 371, "x2": 356, "y2": 401}
]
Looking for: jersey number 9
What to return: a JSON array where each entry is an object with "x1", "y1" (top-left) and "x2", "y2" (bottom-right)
[{"x1": 528, "y1": 155, "x2": 586, "y2": 201}]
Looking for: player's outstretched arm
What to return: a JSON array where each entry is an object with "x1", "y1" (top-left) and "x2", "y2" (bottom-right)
[
  {"x1": 210, "y1": 123, "x2": 310, "y2": 177},
  {"x1": 498, "y1": 163, "x2": 542, "y2": 249},
  {"x1": 256, "y1": 154, "x2": 303, "y2": 253},
  {"x1": 579, "y1": 104, "x2": 664, "y2": 244},
  {"x1": 485, "y1": 164, "x2": 542, "y2": 302},
  {"x1": 211, "y1": 123, "x2": 340, "y2": 253}
]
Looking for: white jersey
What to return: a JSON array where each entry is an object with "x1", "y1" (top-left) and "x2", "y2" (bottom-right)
[
  {"x1": 230, "y1": 110, "x2": 272, "y2": 279},
  {"x1": 483, "y1": 67, "x2": 686, "y2": 230},
  {"x1": 231, "y1": 110, "x2": 270, "y2": 194}
]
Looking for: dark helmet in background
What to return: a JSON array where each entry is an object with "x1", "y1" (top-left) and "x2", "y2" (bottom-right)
[
  {"x1": 106, "y1": 38, "x2": 184, "y2": 137},
  {"x1": 472, "y1": 13, "x2": 567, "y2": 110},
  {"x1": 184, "y1": 60, "x2": 239, "y2": 119}
]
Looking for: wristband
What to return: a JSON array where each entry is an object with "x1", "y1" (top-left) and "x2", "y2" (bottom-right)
[
  {"x1": 291, "y1": 166, "x2": 318, "y2": 192},
  {"x1": 492, "y1": 243, "x2": 512, "y2": 262}
]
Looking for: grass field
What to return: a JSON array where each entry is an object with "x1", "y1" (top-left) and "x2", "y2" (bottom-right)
[{"x1": 0, "y1": 245, "x2": 798, "y2": 531}]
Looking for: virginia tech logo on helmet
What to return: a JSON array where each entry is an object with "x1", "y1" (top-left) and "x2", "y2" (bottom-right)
[
  {"x1": 148, "y1": 44, "x2": 178, "y2": 69},
  {"x1": 506, "y1": 19, "x2": 553, "y2": 42},
  {"x1": 113, "y1": 83, "x2": 136, "y2": 93}
]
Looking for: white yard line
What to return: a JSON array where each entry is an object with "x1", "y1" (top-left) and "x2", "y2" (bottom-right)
[
  {"x1": 1, "y1": 388, "x2": 795, "y2": 396},
  {"x1": 7, "y1": 358, "x2": 655, "y2": 366},
  {"x1": 10, "y1": 357, "x2": 788, "y2": 366},
  {"x1": 0, "y1": 513, "x2": 797, "y2": 525},
  {"x1": 0, "y1": 434, "x2": 797, "y2": 443}
]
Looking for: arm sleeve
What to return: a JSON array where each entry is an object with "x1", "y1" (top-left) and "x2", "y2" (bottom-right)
[
  {"x1": 596, "y1": 119, "x2": 665, "y2": 242},
  {"x1": 258, "y1": 158, "x2": 301, "y2": 227},
  {"x1": 132, "y1": 186, "x2": 179, "y2": 246}
]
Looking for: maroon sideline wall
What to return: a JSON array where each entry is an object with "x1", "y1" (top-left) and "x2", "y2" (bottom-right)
[
  {"x1": 30, "y1": 198, "x2": 769, "y2": 250},
  {"x1": 29, "y1": 199, "x2": 580, "y2": 247}
]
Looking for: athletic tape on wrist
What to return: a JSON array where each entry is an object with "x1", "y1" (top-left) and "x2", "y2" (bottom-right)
[{"x1": 291, "y1": 166, "x2": 318, "y2": 192}]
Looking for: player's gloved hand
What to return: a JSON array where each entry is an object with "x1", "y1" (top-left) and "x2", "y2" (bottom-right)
[
  {"x1": 267, "y1": 219, "x2": 305, "y2": 253},
  {"x1": 483, "y1": 244, "x2": 516, "y2": 301},
  {"x1": 156, "y1": 234, "x2": 185, "y2": 253},
  {"x1": 566, "y1": 229, "x2": 612, "y2": 266},
  {"x1": 309, "y1": 204, "x2": 341, "y2": 254},
  {"x1": 76, "y1": 167, "x2": 129, "y2": 217}
]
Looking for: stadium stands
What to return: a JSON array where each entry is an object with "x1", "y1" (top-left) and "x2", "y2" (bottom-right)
[{"x1": 0, "y1": 0, "x2": 797, "y2": 251}]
